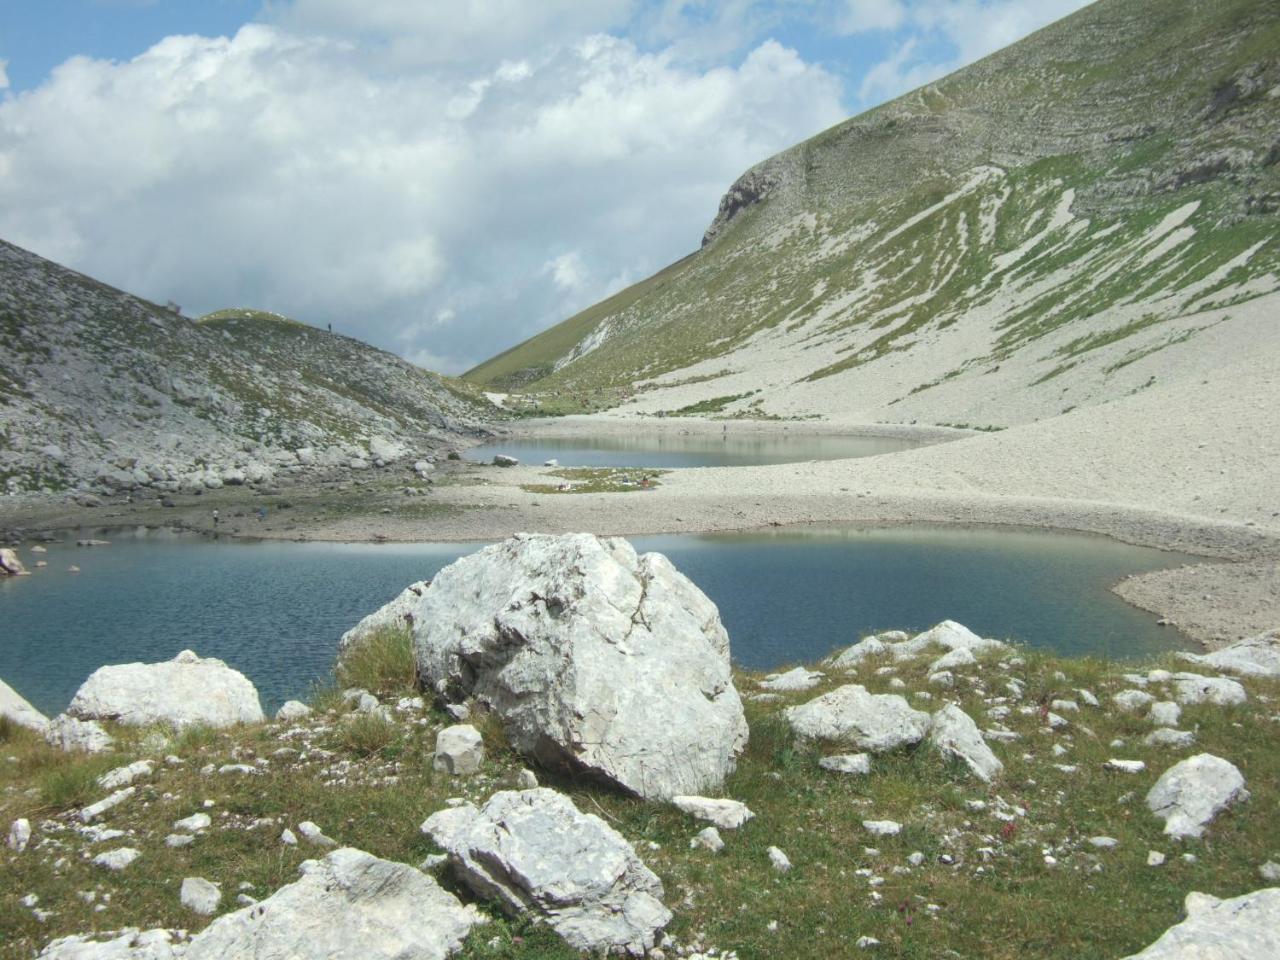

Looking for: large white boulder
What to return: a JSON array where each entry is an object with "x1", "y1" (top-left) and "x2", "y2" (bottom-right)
[
  {"x1": 39, "y1": 848, "x2": 481, "y2": 960},
  {"x1": 1, "y1": 676, "x2": 48, "y2": 730},
  {"x1": 1147, "y1": 753, "x2": 1250, "y2": 839},
  {"x1": 1181, "y1": 628, "x2": 1280, "y2": 678},
  {"x1": 785, "y1": 684, "x2": 931, "y2": 752},
  {"x1": 376, "y1": 533, "x2": 747, "y2": 799},
  {"x1": 340, "y1": 581, "x2": 428, "y2": 649},
  {"x1": 928, "y1": 704, "x2": 1003, "y2": 782},
  {"x1": 423, "y1": 788, "x2": 671, "y2": 957},
  {"x1": 1, "y1": 547, "x2": 30, "y2": 576},
  {"x1": 826, "y1": 622, "x2": 1004, "y2": 667},
  {"x1": 68, "y1": 650, "x2": 264, "y2": 729},
  {"x1": 433, "y1": 724, "x2": 484, "y2": 775},
  {"x1": 1121, "y1": 889, "x2": 1280, "y2": 958}
]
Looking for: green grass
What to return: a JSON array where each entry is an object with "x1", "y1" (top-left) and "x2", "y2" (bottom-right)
[{"x1": 334, "y1": 624, "x2": 419, "y2": 699}]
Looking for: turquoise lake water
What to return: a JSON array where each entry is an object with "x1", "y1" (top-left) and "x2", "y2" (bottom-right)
[
  {"x1": 0, "y1": 527, "x2": 1192, "y2": 715},
  {"x1": 466, "y1": 432, "x2": 920, "y2": 468}
]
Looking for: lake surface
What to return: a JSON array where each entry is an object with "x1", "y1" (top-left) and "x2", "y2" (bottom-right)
[
  {"x1": 467, "y1": 432, "x2": 920, "y2": 468},
  {"x1": 0, "y1": 527, "x2": 1192, "y2": 716}
]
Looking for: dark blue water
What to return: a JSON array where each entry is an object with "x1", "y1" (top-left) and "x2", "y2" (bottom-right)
[
  {"x1": 0, "y1": 527, "x2": 1191, "y2": 716},
  {"x1": 468, "y1": 432, "x2": 920, "y2": 468}
]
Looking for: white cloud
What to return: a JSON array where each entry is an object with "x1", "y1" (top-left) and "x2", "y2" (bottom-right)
[
  {"x1": 0, "y1": 23, "x2": 845, "y2": 372},
  {"x1": 838, "y1": 0, "x2": 907, "y2": 33},
  {"x1": 266, "y1": 0, "x2": 637, "y2": 67}
]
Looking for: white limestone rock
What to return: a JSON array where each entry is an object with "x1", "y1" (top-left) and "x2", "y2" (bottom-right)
[
  {"x1": 98, "y1": 760, "x2": 154, "y2": 790},
  {"x1": 1, "y1": 676, "x2": 48, "y2": 730},
  {"x1": 895, "y1": 621, "x2": 1007, "y2": 660},
  {"x1": 863, "y1": 820, "x2": 902, "y2": 837},
  {"x1": 929, "y1": 648, "x2": 977, "y2": 673},
  {"x1": 785, "y1": 684, "x2": 930, "y2": 752},
  {"x1": 8, "y1": 817, "x2": 31, "y2": 852},
  {"x1": 1113, "y1": 690, "x2": 1155, "y2": 713},
  {"x1": 768, "y1": 846, "x2": 793, "y2": 872},
  {"x1": 44, "y1": 714, "x2": 114, "y2": 753},
  {"x1": 39, "y1": 928, "x2": 185, "y2": 959},
  {"x1": 1105, "y1": 759, "x2": 1147, "y2": 774},
  {"x1": 181, "y1": 877, "x2": 221, "y2": 916},
  {"x1": 671, "y1": 796, "x2": 754, "y2": 830},
  {"x1": 1148, "y1": 702, "x2": 1181, "y2": 728},
  {"x1": 423, "y1": 788, "x2": 671, "y2": 957},
  {"x1": 1180, "y1": 628, "x2": 1280, "y2": 678},
  {"x1": 68, "y1": 650, "x2": 263, "y2": 729},
  {"x1": 691, "y1": 827, "x2": 724, "y2": 853},
  {"x1": 174, "y1": 813, "x2": 212, "y2": 833},
  {"x1": 1169, "y1": 673, "x2": 1247, "y2": 706},
  {"x1": 819, "y1": 753, "x2": 872, "y2": 775},
  {"x1": 0, "y1": 547, "x2": 29, "y2": 576},
  {"x1": 758, "y1": 667, "x2": 824, "y2": 692},
  {"x1": 1147, "y1": 753, "x2": 1249, "y2": 839},
  {"x1": 79, "y1": 787, "x2": 136, "y2": 823},
  {"x1": 179, "y1": 848, "x2": 479, "y2": 959},
  {"x1": 93, "y1": 848, "x2": 141, "y2": 871},
  {"x1": 1146, "y1": 729, "x2": 1196, "y2": 749},
  {"x1": 928, "y1": 704, "x2": 1003, "y2": 782},
  {"x1": 1120, "y1": 888, "x2": 1280, "y2": 958},
  {"x1": 275, "y1": 700, "x2": 312, "y2": 722},
  {"x1": 826, "y1": 636, "x2": 888, "y2": 668},
  {"x1": 297, "y1": 821, "x2": 337, "y2": 847},
  {"x1": 384, "y1": 533, "x2": 747, "y2": 800},
  {"x1": 433, "y1": 725, "x2": 484, "y2": 776}
]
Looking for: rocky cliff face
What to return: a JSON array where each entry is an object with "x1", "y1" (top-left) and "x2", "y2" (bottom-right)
[
  {"x1": 0, "y1": 240, "x2": 494, "y2": 496},
  {"x1": 465, "y1": 0, "x2": 1280, "y2": 426}
]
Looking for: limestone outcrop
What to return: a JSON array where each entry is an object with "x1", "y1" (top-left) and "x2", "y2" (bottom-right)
[
  {"x1": 423, "y1": 788, "x2": 671, "y2": 956},
  {"x1": 1181, "y1": 628, "x2": 1280, "y2": 678},
  {"x1": 785, "y1": 684, "x2": 931, "y2": 752},
  {"x1": 1146, "y1": 753, "x2": 1249, "y2": 839},
  {"x1": 363, "y1": 533, "x2": 747, "y2": 799},
  {"x1": 68, "y1": 650, "x2": 264, "y2": 729},
  {"x1": 1121, "y1": 889, "x2": 1280, "y2": 958}
]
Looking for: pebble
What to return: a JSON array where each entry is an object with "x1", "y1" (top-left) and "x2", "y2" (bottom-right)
[
  {"x1": 92, "y1": 848, "x2": 141, "y2": 871},
  {"x1": 1104, "y1": 759, "x2": 1146, "y2": 774},
  {"x1": 1147, "y1": 851, "x2": 1167, "y2": 867},
  {"x1": 862, "y1": 820, "x2": 902, "y2": 837},
  {"x1": 8, "y1": 818, "x2": 31, "y2": 852},
  {"x1": 768, "y1": 846, "x2": 793, "y2": 873}
]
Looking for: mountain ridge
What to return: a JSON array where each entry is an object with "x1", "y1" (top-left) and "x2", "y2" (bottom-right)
[
  {"x1": 0, "y1": 240, "x2": 494, "y2": 497},
  {"x1": 465, "y1": 0, "x2": 1280, "y2": 428}
]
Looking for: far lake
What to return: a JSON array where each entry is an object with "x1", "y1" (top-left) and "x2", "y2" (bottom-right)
[
  {"x1": 466, "y1": 432, "x2": 921, "y2": 468},
  {"x1": 0, "y1": 527, "x2": 1193, "y2": 715}
]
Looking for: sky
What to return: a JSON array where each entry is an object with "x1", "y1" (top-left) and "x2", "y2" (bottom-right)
[{"x1": 0, "y1": 0, "x2": 1092, "y2": 374}]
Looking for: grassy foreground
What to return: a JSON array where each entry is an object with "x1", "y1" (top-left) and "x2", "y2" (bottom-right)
[{"x1": 2, "y1": 626, "x2": 1278, "y2": 959}]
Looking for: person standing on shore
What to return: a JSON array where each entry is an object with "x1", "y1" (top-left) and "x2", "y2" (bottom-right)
[{"x1": 212, "y1": 509, "x2": 219, "y2": 527}]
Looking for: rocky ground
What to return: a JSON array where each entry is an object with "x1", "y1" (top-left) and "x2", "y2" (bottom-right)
[{"x1": 2, "y1": 533, "x2": 1279, "y2": 958}]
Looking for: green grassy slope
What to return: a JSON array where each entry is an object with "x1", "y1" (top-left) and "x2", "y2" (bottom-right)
[{"x1": 464, "y1": 0, "x2": 1280, "y2": 417}]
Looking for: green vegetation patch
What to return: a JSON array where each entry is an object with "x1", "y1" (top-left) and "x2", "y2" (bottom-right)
[{"x1": 521, "y1": 467, "x2": 668, "y2": 495}]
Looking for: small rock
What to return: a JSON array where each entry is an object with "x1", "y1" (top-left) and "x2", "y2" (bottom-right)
[
  {"x1": 98, "y1": 760, "x2": 154, "y2": 790},
  {"x1": 758, "y1": 667, "x2": 824, "y2": 692},
  {"x1": 1105, "y1": 759, "x2": 1147, "y2": 774},
  {"x1": 92, "y1": 848, "x2": 140, "y2": 871},
  {"x1": 181, "y1": 877, "x2": 221, "y2": 915},
  {"x1": 691, "y1": 827, "x2": 725, "y2": 853},
  {"x1": 275, "y1": 700, "x2": 312, "y2": 722},
  {"x1": 819, "y1": 753, "x2": 871, "y2": 775},
  {"x1": 767, "y1": 846, "x2": 792, "y2": 872},
  {"x1": 1146, "y1": 753, "x2": 1249, "y2": 839},
  {"x1": 1145, "y1": 729, "x2": 1196, "y2": 748},
  {"x1": 8, "y1": 818, "x2": 31, "y2": 852},
  {"x1": 1147, "y1": 851, "x2": 1166, "y2": 867},
  {"x1": 1259, "y1": 861, "x2": 1280, "y2": 882},
  {"x1": 1089, "y1": 836, "x2": 1119, "y2": 850},
  {"x1": 1149, "y1": 702, "x2": 1181, "y2": 728},
  {"x1": 857, "y1": 936, "x2": 881, "y2": 949},
  {"x1": 516, "y1": 769, "x2": 538, "y2": 789},
  {"x1": 281, "y1": 828, "x2": 298, "y2": 846},
  {"x1": 166, "y1": 834, "x2": 195, "y2": 848},
  {"x1": 1113, "y1": 690, "x2": 1155, "y2": 713},
  {"x1": 174, "y1": 813, "x2": 212, "y2": 833},
  {"x1": 297, "y1": 821, "x2": 337, "y2": 847},
  {"x1": 863, "y1": 820, "x2": 902, "y2": 837},
  {"x1": 79, "y1": 787, "x2": 136, "y2": 823},
  {"x1": 433, "y1": 724, "x2": 484, "y2": 776},
  {"x1": 444, "y1": 702, "x2": 471, "y2": 722},
  {"x1": 672, "y1": 796, "x2": 754, "y2": 830}
]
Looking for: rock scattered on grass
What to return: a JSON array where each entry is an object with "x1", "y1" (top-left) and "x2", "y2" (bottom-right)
[
  {"x1": 768, "y1": 846, "x2": 793, "y2": 873},
  {"x1": 8, "y1": 817, "x2": 31, "y2": 852},
  {"x1": 818, "y1": 753, "x2": 871, "y2": 775},
  {"x1": 691, "y1": 827, "x2": 724, "y2": 853},
  {"x1": 928, "y1": 704, "x2": 1003, "y2": 782},
  {"x1": 92, "y1": 848, "x2": 140, "y2": 871},
  {"x1": 785, "y1": 685, "x2": 930, "y2": 752}
]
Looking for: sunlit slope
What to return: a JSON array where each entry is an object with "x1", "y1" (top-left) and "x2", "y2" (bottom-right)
[{"x1": 466, "y1": 0, "x2": 1280, "y2": 424}]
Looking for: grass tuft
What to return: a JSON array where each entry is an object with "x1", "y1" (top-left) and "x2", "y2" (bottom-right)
[{"x1": 335, "y1": 625, "x2": 419, "y2": 698}]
